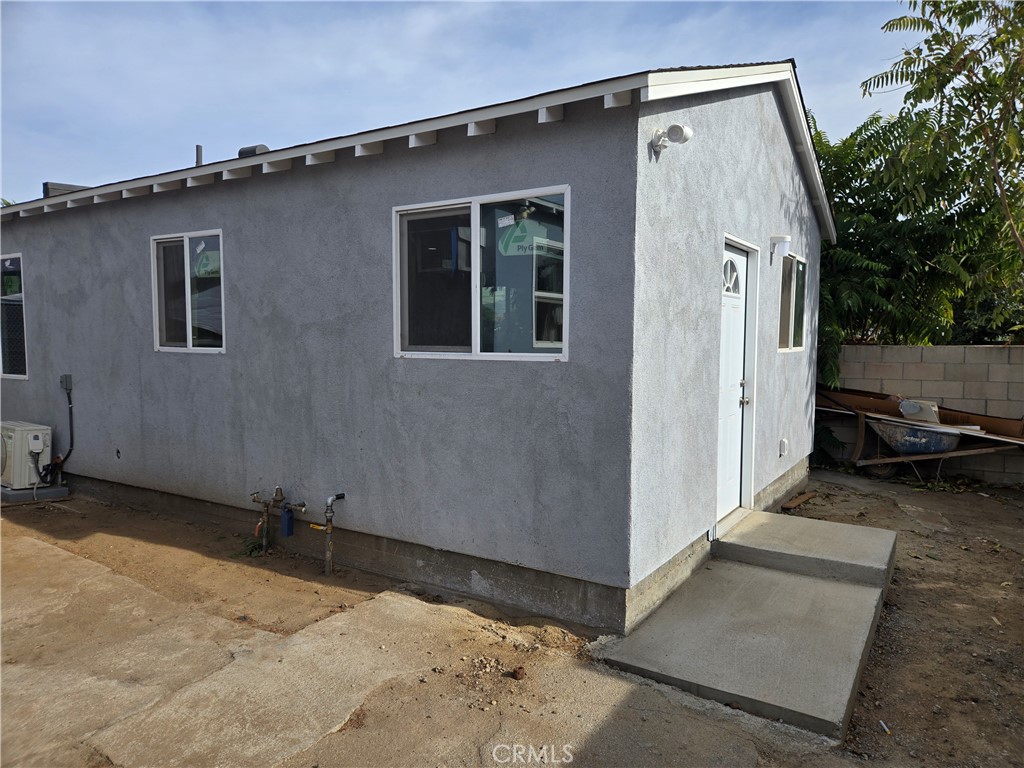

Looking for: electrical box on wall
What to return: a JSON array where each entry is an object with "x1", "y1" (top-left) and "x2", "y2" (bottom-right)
[{"x1": 1, "y1": 421, "x2": 52, "y2": 490}]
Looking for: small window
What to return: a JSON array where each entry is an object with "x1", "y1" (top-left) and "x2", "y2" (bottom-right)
[
  {"x1": 778, "y1": 253, "x2": 806, "y2": 349},
  {"x1": 1, "y1": 254, "x2": 27, "y2": 377},
  {"x1": 723, "y1": 258, "x2": 741, "y2": 295},
  {"x1": 151, "y1": 231, "x2": 224, "y2": 352},
  {"x1": 396, "y1": 187, "x2": 568, "y2": 359}
]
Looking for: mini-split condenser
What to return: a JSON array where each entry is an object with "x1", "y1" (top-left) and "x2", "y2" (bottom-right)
[{"x1": 1, "y1": 421, "x2": 52, "y2": 490}]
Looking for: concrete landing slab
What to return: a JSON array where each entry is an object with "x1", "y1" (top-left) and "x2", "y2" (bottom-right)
[
  {"x1": 595, "y1": 561, "x2": 884, "y2": 738},
  {"x1": 713, "y1": 511, "x2": 896, "y2": 587},
  {"x1": 1, "y1": 484, "x2": 70, "y2": 503}
]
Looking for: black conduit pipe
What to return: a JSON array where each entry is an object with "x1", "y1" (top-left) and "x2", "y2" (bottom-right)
[{"x1": 35, "y1": 387, "x2": 74, "y2": 486}]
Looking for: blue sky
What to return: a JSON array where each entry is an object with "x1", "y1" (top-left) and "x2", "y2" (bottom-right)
[{"x1": 1, "y1": 1, "x2": 916, "y2": 204}]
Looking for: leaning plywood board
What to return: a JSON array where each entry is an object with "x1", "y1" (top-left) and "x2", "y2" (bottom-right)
[{"x1": 817, "y1": 387, "x2": 1024, "y2": 438}]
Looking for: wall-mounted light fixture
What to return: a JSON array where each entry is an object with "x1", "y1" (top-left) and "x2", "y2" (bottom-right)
[
  {"x1": 652, "y1": 124, "x2": 694, "y2": 153},
  {"x1": 769, "y1": 235, "x2": 791, "y2": 266}
]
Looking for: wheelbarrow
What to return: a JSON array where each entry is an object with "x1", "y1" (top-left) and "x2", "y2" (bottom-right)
[
  {"x1": 856, "y1": 416, "x2": 1018, "y2": 481},
  {"x1": 867, "y1": 420, "x2": 961, "y2": 455}
]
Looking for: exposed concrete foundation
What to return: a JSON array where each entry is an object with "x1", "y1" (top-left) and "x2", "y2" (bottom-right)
[
  {"x1": 753, "y1": 456, "x2": 809, "y2": 512},
  {"x1": 64, "y1": 472, "x2": 832, "y2": 635},
  {"x1": 65, "y1": 476, "x2": 632, "y2": 632},
  {"x1": 624, "y1": 534, "x2": 710, "y2": 634}
]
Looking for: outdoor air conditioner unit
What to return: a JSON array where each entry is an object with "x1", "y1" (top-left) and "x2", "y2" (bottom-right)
[{"x1": 1, "y1": 421, "x2": 52, "y2": 490}]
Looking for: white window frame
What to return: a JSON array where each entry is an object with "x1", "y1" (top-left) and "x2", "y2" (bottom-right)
[
  {"x1": 778, "y1": 251, "x2": 806, "y2": 352},
  {"x1": 150, "y1": 229, "x2": 226, "y2": 354},
  {"x1": 1, "y1": 252, "x2": 29, "y2": 380},
  {"x1": 392, "y1": 185, "x2": 570, "y2": 361},
  {"x1": 532, "y1": 237, "x2": 565, "y2": 349}
]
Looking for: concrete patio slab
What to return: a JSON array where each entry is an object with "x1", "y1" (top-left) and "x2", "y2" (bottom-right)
[
  {"x1": 2, "y1": 534, "x2": 786, "y2": 768},
  {"x1": 713, "y1": 510, "x2": 896, "y2": 587},
  {"x1": 87, "y1": 592, "x2": 446, "y2": 766},
  {"x1": 0, "y1": 537, "x2": 277, "y2": 767},
  {"x1": 595, "y1": 560, "x2": 884, "y2": 738}
]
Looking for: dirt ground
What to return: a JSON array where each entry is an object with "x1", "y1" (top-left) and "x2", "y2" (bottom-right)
[
  {"x1": 2, "y1": 469, "x2": 1022, "y2": 767},
  {"x1": 778, "y1": 470, "x2": 1024, "y2": 768}
]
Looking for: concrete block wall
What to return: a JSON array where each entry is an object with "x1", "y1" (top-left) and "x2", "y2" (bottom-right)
[{"x1": 832, "y1": 345, "x2": 1023, "y2": 486}]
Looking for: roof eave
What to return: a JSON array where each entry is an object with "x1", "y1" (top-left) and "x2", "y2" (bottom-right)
[{"x1": 2, "y1": 62, "x2": 837, "y2": 243}]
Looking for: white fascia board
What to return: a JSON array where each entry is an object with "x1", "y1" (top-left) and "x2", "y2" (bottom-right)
[
  {"x1": 773, "y1": 72, "x2": 837, "y2": 243},
  {"x1": 2, "y1": 73, "x2": 648, "y2": 219},
  {"x1": 643, "y1": 63, "x2": 836, "y2": 243},
  {"x1": 643, "y1": 62, "x2": 794, "y2": 93},
  {"x1": 642, "y1": 69, "x2": 790, "y2": 101}
]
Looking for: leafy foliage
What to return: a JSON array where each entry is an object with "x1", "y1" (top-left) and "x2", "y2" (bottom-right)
[
  {"x1": 862, "y1": 0, "x2": 1024, "y2": 255},
  {"x1": 816, "y1": 1, "x2": 1023, "y2": 385}
]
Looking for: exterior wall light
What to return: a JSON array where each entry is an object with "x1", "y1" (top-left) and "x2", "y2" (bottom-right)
[
  {"x1": 652, "y1": 124, "x2": 694, "y2": 153},
  {"x1": 770, "y1": 235, "x2": 791, "y2": 265}
]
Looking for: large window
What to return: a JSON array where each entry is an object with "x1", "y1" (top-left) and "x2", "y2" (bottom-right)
[
  {"x1": 1, "y1": 254, "x2": 27, "y2": 377},
  {"x1": 151, "y1": 231, "x2": 225, "y2": 352},
  {"x1": 395, "y1": 187, "x2": 568, "y2": 359},
  {"x1": 778, "y1": 253, "x2": 806, "y2": 350}
]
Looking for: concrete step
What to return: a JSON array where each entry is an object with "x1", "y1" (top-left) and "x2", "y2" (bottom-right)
[
  {"x1": 595, "y1": 560, "x2": 884, "y2": 738},
  {"x1": 713, "y1": 510, "x2": 896, "y2": 588}
]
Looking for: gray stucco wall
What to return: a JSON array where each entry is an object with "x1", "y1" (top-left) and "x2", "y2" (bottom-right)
[
  {"x1": 629, "y1": 84, "x2": 822, "y2": 584},
  {"x1": 1, "y1": 96, "x2": 639, "y2": 588}
]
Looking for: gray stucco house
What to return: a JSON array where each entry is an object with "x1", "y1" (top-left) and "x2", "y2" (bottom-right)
[{"x1": 1, "y1": 61, "x2": 835, "y2": 632}]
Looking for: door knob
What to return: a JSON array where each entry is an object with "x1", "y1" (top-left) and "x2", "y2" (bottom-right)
[{"x1": 740, "y1": 396, "x2": 750, "y2": 406}]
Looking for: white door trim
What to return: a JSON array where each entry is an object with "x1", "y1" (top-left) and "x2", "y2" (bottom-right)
[{"x1": 724, "y1": 233, "x2": 759, "y2": 513}]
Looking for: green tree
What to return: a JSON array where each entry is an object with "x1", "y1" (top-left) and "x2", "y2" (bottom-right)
[
  {"x1": 816, "y1": 0, "x2": 1023, "y2": 385},
  {"x1": 812, "y1": 110, "x2": 1014, "y2": 384},
  {"x1": 862, "y1": 0, "x2": 1023, "y2": 255}
]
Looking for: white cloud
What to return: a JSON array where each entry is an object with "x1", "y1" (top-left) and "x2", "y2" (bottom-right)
[{"x1": 2, "y1": 1, "x2": 917, "y2": 203}]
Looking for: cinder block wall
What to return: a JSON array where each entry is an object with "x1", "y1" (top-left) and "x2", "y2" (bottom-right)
[{"x1": 830, "y1": 345, "x2": 1023, "y2": 485}]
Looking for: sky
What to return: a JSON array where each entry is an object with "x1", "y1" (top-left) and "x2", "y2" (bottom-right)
[{"x1": 1, "y1": 1, "x2": 918, "y2": 204}]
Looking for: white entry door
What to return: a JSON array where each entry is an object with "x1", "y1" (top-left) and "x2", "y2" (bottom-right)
[{"x1": 717, "y1": 246, "x2": 748, "y2": 522}]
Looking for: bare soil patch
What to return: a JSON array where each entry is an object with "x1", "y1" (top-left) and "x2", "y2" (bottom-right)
[
  {"x1": 3, "y1": 473, "x2": 1021, "y2": 767},
  {"x1": 778, "y1": 471, "x2": 1024, "y2": 768},
  {"x1": 1, "y1": 496, "x2": 393, "y2": 635}
]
